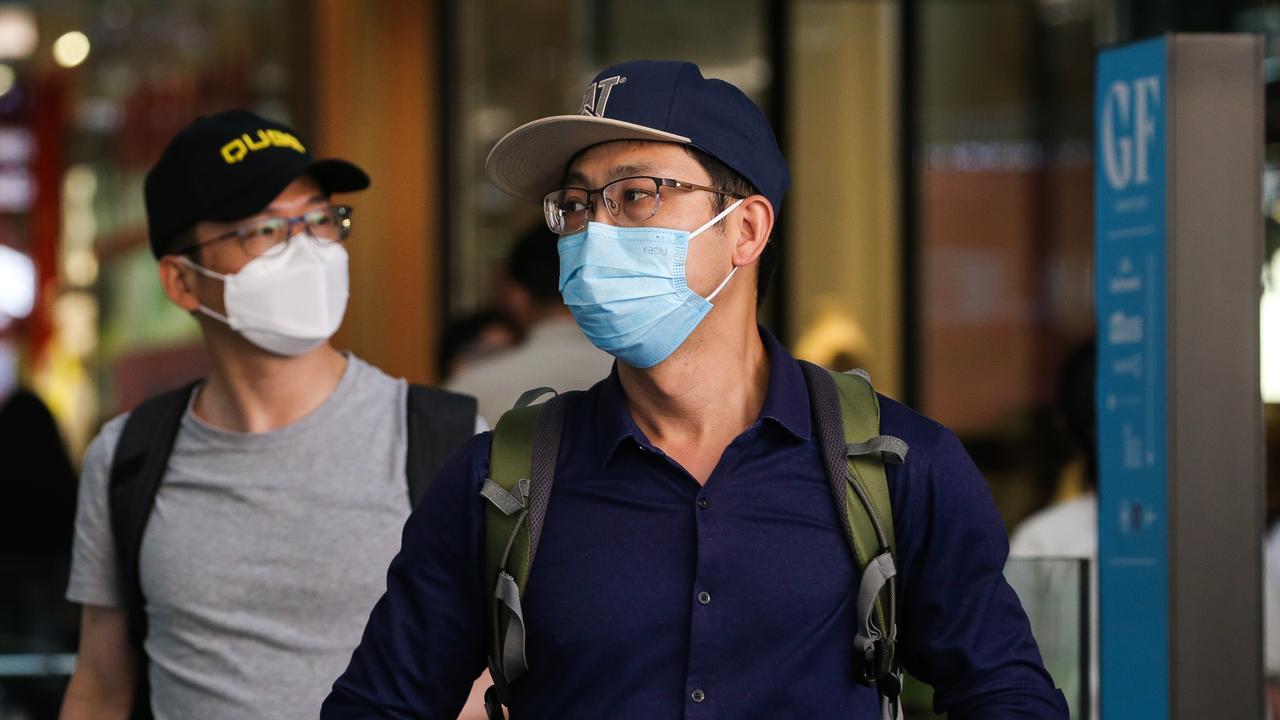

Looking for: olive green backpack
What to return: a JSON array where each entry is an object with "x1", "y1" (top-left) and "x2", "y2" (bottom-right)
[{"x1": 479, "y1": 362, "x2": 907, "y2": 720}]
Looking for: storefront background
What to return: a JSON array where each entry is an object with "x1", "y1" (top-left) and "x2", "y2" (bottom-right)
[{"x1": 0, "y1": 0, "x2": 1276, "y2": 716}]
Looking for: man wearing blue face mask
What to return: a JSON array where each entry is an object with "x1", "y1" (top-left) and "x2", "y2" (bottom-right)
[
  {"x1": 60, "y1": 110, "x2": 484, "y2": 720},
  {"x1": 325, "y1": 61, "x2": 1068, "y2": 719}
]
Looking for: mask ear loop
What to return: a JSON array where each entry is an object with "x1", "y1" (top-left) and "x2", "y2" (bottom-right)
[
  {"x1": 177, "y1": 256, "x2": 233, "y2": 325},
  {"x1": 177, "y1": 255, "x2": 229, "y2": 282},
  {"x1": 688, "y1": 198, "x2": 745, "y2": 240},
  {"x1": 689, "y1": 198, "x2": 746, "y2": 304},
  {"x1": 705, "y1": 266, "x2": 739, "y2": 303}
]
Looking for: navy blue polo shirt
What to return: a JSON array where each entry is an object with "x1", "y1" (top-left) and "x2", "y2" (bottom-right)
[{"x1": 323, "y1": 328, "x2": 1067, "y2": 719}]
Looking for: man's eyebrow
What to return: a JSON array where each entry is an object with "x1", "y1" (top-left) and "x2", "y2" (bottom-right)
[
  {"x1": 562, "y1": 162, "x2": 660, "y2": 189},
  {"x1": 607, "y1": 162, "x2": 658, "y2": 180}
]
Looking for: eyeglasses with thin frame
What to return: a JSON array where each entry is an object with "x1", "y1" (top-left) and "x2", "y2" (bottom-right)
[
  {"x1": 543, "y1": 176, "x2": 744, "y2": 235},
  {"x1": 181, "y1": 204, "x2": 354, "y2": 258}
]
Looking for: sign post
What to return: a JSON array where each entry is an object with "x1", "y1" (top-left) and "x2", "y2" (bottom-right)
[{"x1": 1095, "y1": 34, "x2": 1264, "y2": 719}]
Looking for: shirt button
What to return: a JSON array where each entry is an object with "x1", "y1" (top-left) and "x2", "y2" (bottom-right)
[
  {"x1": 697, "y1": 591, "x2": 711, "y2": 605},
  {"x1": 691, "y1": 688, "x2": 706, "y2": 703},
  {"x1": 697, "y1": 496, "x2": 710, "y2": 510}
]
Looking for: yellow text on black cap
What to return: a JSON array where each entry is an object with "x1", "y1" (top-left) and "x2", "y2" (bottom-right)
[{"x1": 220, "y1": 129, "x2": 307, "y2": 164}]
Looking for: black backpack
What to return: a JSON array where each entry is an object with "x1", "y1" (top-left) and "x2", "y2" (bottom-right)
[{"x1": 106, "y1": 381, "x2": 477, "y2": 720}]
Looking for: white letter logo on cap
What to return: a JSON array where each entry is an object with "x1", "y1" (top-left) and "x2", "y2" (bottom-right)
[{"x1": 578, "y1": 75, "x2": 626, "y2": 118}]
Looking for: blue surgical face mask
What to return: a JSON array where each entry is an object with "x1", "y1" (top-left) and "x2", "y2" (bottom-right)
[{"x1": 558, "y1": 199, "x2": 744, "y2": 368}]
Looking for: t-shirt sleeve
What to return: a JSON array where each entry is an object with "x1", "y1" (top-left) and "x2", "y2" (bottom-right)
[
  {"x1": 66, "y1": 414, "x2": 128, "y2": 608},
  {"x1": 890, "y1": 418, "x2": 1069, "y2": 719}
]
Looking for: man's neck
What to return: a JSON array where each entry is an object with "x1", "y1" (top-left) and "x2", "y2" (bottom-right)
[
  {"x1": 193, "y1": 332, "x2": 348, "y2": 434},
  {"x1": 618, "y1": 308, "x2": 769, "y2": 483}
]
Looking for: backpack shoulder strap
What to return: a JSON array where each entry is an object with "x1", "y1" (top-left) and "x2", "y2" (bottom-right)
[
  {"x1": 480, "y1": 388, "x2": 572, "y2": 716},
  {"x1": 108, "y1": 380, "x2": 200, "y2": 720},
  {"x1": 405, "y1": 384, "x2": 478, "y2": 508},
  {"x1": 799, "y1": 361, "x2": 907, "y2": 716}
]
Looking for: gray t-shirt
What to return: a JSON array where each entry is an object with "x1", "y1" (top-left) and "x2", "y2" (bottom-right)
[{"x1": 68, "y1": 355, "x2": 482, "y2": 719}]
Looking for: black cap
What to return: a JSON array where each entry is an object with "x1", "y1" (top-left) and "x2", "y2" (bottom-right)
[{"x1": 143, "y1": 109, "x2": 370, "y2": 258}]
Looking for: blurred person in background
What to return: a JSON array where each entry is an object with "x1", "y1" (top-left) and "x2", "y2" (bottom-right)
[
  {"x1": 437, "y1": 309, "x2": 519, "y2": 382},
  {"x1": 446, "y1": 223, "x2": 613, "y2": 424},
  {"x1": 1013, "y1": 343, "x2": 1280, "y2": 719},
  {"x1": 0, "y1": 329, "x2": 80, "y2": 717},
  {"x1": 325, "y1": 60, "x2": 1066, "y2": 719},
  {"x1": 0, "y1": 336, "x2": 78, "y2": 582},
  {"x1": 1010, "y1": 339, "x2": 1098, "y2": 556},
  {"x1": 0, "y1": 242, "x2": 80, "y2": 714},
  {"x1": 58, "y1": 110, "x2": 481, "y2": 720},
  {"x1": 0, "y1": 250, "x2": 78, "y2": 570},
  {"x1": 1009, "y1": 339, "x2": 1097, "y2": 718}
]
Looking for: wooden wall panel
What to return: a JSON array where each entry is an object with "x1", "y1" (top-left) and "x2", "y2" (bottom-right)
[{"x1": 313, "y1": 0, "x2": 441, "y2": 384}]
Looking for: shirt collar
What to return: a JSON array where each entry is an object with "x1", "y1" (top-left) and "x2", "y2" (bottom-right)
[
  {"x1": 755, "y1": 326, "x2": 812, "y2": 441},
  {"x1": 593, "y1": 325, "x2": 812, "y2": 468}
]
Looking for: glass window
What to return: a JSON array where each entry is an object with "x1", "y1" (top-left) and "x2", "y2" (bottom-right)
[
  {"x1": 1006, "y1": 557, "x2": 1093, "y2": 718},
  {"x1": 786, "y1": 0, "x2": 903, "y2": 396},
  {"x1": 912, "y1": 0, "x2": 1096, "y2": 523}
]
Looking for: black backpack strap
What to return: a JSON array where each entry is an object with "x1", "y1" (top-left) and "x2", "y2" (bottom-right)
[
  {"x1": 524, "y1": 391, "x2": 570, "y2": 571},
  {"x1": 405, "y1": 384, "x2": 479, "y2": 509},
  {"x1": 108, "y1": 380, "x2": 200, "y2": 720}
]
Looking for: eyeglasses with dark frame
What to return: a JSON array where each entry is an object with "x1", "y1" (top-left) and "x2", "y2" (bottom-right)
[
  {"x1": 181, "y1": 204, "x2": 354, "y2": 258},
  {"x1": 543, "y1": 176, "x2": 744, "y2": 235}
]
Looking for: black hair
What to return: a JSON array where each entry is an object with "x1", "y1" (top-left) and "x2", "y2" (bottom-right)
[
  {"x1": 506, "y1": 223, "x2": 562, "y2": 305},
  {"x1": 161, "y1": 226, "x2": 201, "y2": 262},
  {"x1": 681, "y1": 146, "x2": 775, "y2": 305},
  {"x1": 1057, "y1": 339, "x2": 1097, "y2": 489}
]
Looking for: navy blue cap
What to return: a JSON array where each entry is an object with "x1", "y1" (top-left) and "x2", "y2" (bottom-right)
[{"x1": 486, "y1": 60, "x2": 790, "y2": 218}]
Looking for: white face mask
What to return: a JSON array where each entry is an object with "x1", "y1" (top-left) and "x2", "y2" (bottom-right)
[{"x1": 181, "y1": 234, "x2": 349, "y2": 356}]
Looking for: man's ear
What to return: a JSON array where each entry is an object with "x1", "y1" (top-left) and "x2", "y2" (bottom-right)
[
  {"x1": 731, "y1": 194, "x2": 774, "y2": 268},
  {"x1": 157, "y1": 255, "x2": 202, "y2": 312}
]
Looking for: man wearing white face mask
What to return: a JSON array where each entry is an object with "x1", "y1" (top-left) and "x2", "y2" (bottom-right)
[
  {"x1": 60, "y1": 110, "x2": 483, "y2": 720},
  {"x1": 326, "y1": 62, "x2": 1066, "y2": 720}
]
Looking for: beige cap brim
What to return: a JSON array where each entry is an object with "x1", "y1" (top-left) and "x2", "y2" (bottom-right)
[{"x1": 485, "y1": 115, "x2": 691, "y2": 204}]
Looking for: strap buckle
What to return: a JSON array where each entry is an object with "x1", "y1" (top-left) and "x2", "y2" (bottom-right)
[
  {"x1": 879, "y1": 670, "x2": 904, "y2": 720},
  {"x1": 854, "y1": 632, "x2": 896, "y2": 687}
]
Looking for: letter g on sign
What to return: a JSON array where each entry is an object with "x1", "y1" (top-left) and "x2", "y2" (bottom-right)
[{"x1": 1101, "y1": 75, "x2": 1161, "y2": 191}]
